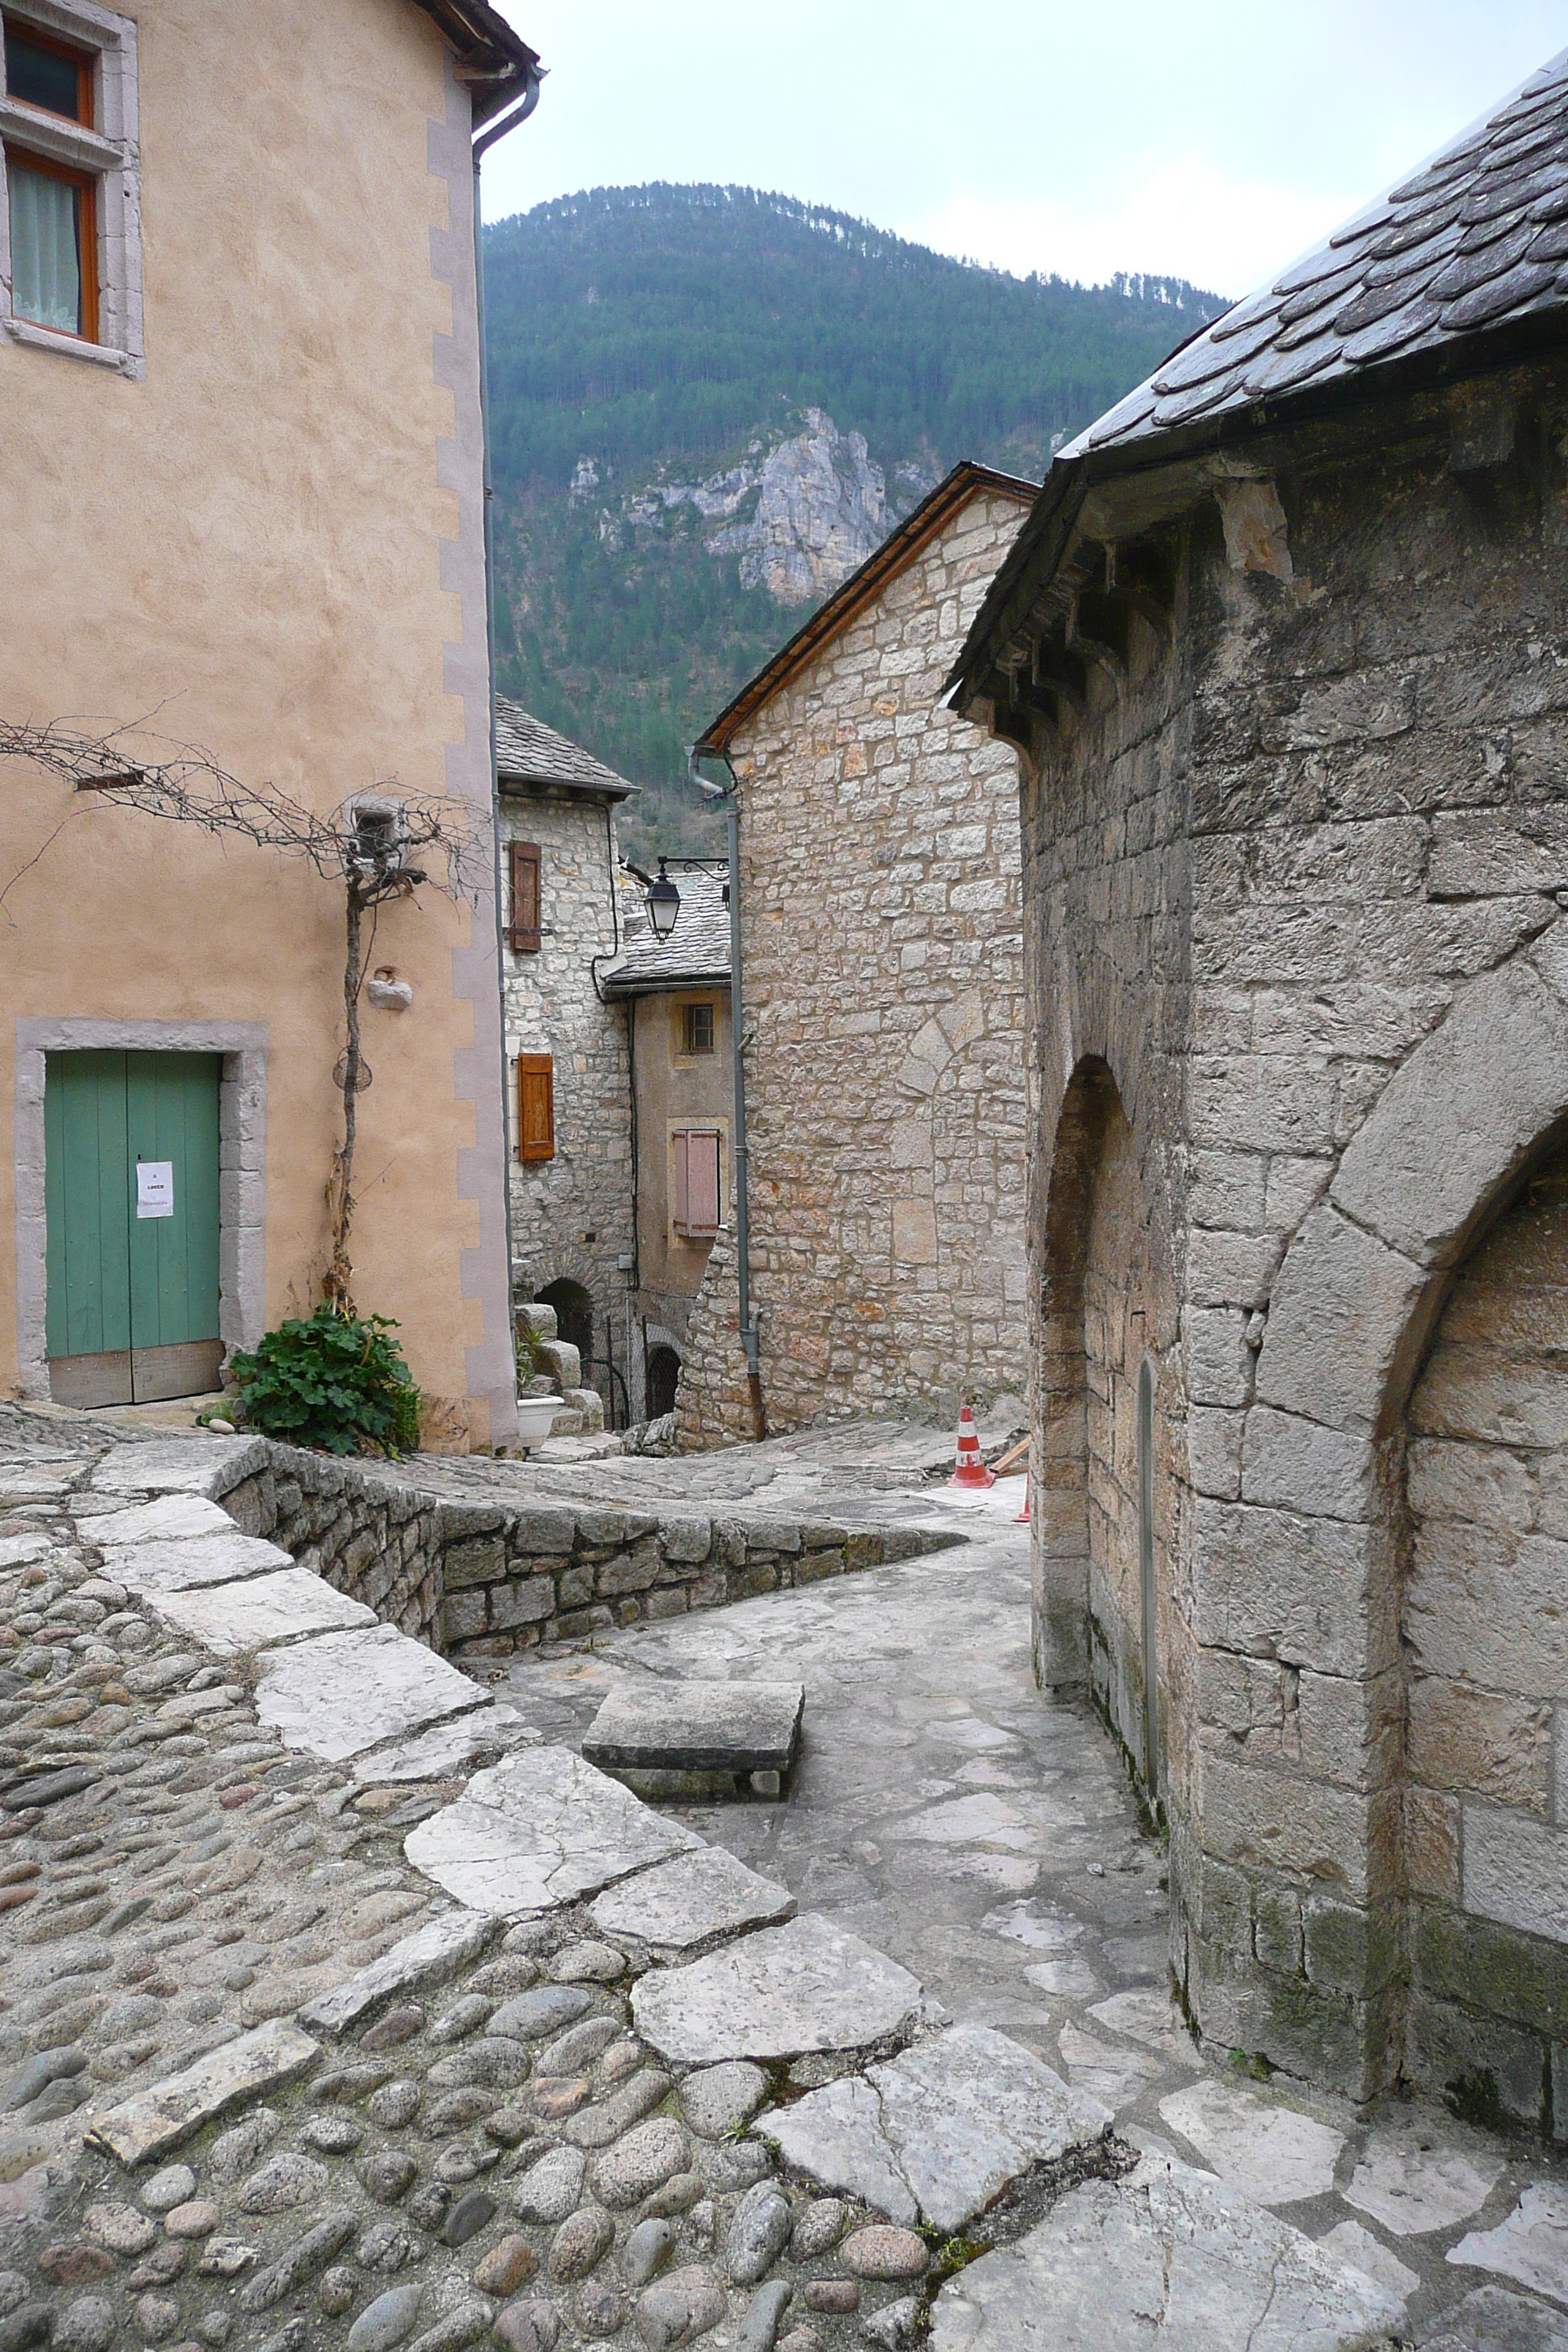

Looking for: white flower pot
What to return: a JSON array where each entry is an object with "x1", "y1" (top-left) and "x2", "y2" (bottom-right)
[{"x1": 514, "y1": 1395, "x2": 559, "y2": 1447}]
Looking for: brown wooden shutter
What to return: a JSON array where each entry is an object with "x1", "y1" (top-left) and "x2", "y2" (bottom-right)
[
  {"x1": 508, "y1": 840, "x2": 541, "y2": 953},
  {"x1": 672, "y1": 1130, "x2": 720, "y2": 1235},
  {"x1": 518, "y1": 1052, "x2": 554, "y2": 1161},
  {"x1": 673, "y1": 1131, "x2": 689, "y2": 1230}
]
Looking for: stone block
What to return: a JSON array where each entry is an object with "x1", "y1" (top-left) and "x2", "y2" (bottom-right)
[
  {"x1": 1199, "y1": 1754, "x2": 1381, "y2": 1901},
  {"x1": 631, "y1": 1913, "x2": 924, "y2": 2064},
  {"x1": 298, "y1": 1910, "x2": 500, "y2": 2035},
  {"x1": 1417, "y1": 1899, "x2": 1568, "y2": 2040},
  {"x1": 589, "y1": 1844, "x2": 794, "y2": 1952},
  {"x1": 255, "y1": 1621, "x2": 487, "y2": 1761},
  {"x1": 404, "y1": 1746, "x2": 701, "y2": 1916},
  {"x1": 582, "y1": 1680, "x2": 804, "y2": 1774},
  {"x1": 1186, "y1": 1407, "x2": 1243, "y2": 1501},
  {"x1": 443, "y1": 1589, "x2": 486, "y2": 1644},
  {"x1": 490, "y1": 1577, "x2": 554, "y2": 1631},
  {"x1": 1192, "y1": 1499, "x2": 1387, "y2": 1678},
  {"x1": 1254, "y1": 1205, "x2": 1425, "y2": 1438},
  {"x1": 658, "y1": 1515, "x2": 712, "y2": 1564},
  {"x1": 1253, "y1": 1884, "x2": 1302, "y2": 1976},
  {"x1": 148, "y1": 1569, "x2": 376, "y2": 1656},
  {"x1": 1184, "y1": 1308, "x2": 1253, "y2": 1409},
  {"x1": 557, "y1": 1564, "x2": 593, "y2": 1610},
  {"x1": 796, "y1": 1549, "x2": 845, "y2": 1583},
  {"x1": 1406, "y1": 1986, "x2": 1545, "y2": 2127},
  {"x1": 1408, "y1": 1678, "x2": 1550, "y2": 1808},
  {"x1": 1405, "y1": 1786, "x2": 1460, "y2": 1901},
  {"x1": 1239, "y1": 1408, "x2": 1374, "y2": 1521},
  {"x1": 509, "y1": 1508, "x2": 577, "y2": 1556},
  {"x1": 1303, "y1": 1895, "x2": 1395, "y2": 1997},
  {"x1": 1463, "y1": 1803, "x2": 1568, "y2": 1945},
  {"x1": 90, "y1": 2021, "x2": 319, "y2": 2166},
  {"x1": 444, "y1": 1537, "x2": 506, "y2": 1590}
]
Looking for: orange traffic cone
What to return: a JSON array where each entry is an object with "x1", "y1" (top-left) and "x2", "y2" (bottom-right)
[
  {"x1": 949, "y1": 1405, "x2": 995, "y2": 1488},
  {"x1": 1015, "y1": 1477, "x2": 1030, "y2": 1523}
]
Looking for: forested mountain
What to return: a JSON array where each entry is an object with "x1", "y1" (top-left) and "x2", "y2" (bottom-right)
[{"x1": 482, "y1": 184, "x2": 1226, "y2": 852}]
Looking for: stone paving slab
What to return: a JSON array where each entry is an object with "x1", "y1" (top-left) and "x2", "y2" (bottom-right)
[
  {"x1": 631, "y1": 1911, "x2": 927, "y2": 2062},
  {"x1": 88, "y1": 2021, "x2": 320, "y2": 2166},
  {"x1": 88, "y1": 1436, "x2": 268, "y2": 1493},
  {"x1": 772, "y1": 2022, "x2": 1112, "y2": 2232},
  {"x1": 135, "y1": 1567, "x2": 377, "y2": 1655},
  {"x1": 403, "y1": 1744, "x2": 702, "y2": 1915},
  {"x1": 587, "y1": 1842, "x2": 796, "y2": 1950},
  {"x1": 101, "y1": 1529, "x2": 298, "y2": 1594},
  {"x1": 347, "y1": 1702, "x2": 532, "y2": 1784},
  {"x1": 295, "y1": 1908, "x2": 502, "y2": 2035},
  {"x1": 927, "y1": 2153, "x2": 1407, "y2": 2350},
  {"x1": 74, "y1": 1493, "x2": 239, "y2": 1543},
  {"x1": 254, "y1": 1621, "x2": 489, "y2": 1760},
  {"x1": 581, "y1": 1676, "x2": 806, "y2": 1773}
]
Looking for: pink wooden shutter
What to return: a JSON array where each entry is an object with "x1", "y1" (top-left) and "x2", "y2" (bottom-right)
[
  {"x1": 674, "y1": 1131, "x2": 689, "y2": 1231},
  {"x1": 690, "y1": 1131, "x2": 720, "y2": 1232}
]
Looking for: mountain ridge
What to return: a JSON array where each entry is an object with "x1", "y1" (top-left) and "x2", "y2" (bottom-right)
[{"x1": 481, "y1": 184, "x2": 1228, "y2": 851}]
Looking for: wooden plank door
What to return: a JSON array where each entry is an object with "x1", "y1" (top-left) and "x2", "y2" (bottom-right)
[
  {"x1": 45, "y1": 1051, "x2": 222, "y2": 1407},
  {"x1": 45, "y1": 1049, "x2": 134, "y2": 1403},
  {"x1": 127, "y1": 1052, "x2": 222, "y2": 1401}
]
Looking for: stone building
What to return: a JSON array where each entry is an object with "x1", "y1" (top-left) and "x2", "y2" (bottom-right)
[
  {"x1": 948, "y1": 48, "x2": 1568, "y2": 2119},
  {"x1": 496, "y1": 698, "x2": 638, "y2": 1422},
  {"x1": 676, "y1": 464, "x2": 1038, "y2": 1446},
  {"x1": 0, "y1": 0, "x2": 537, "y2": 1448},
  {"x1": 601, "y1": 864, "x2": 735, "y2": 1421}
]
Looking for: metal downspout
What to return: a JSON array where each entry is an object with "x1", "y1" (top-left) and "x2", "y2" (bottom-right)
[
  {"x1": 691, "y1": 750, "x2": 764, "y2": 1440},
  {"x1": 470, "y1": 64, "x2": 542, "y2": 1436}
]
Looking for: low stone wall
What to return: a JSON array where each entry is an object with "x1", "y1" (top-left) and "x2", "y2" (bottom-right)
[{"x1": 212, "y1": 1441, "x2": 957, "y2": 1664}]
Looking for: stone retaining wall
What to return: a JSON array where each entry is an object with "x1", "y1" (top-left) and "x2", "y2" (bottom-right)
[{"x1": 211, "y1": 1441, "x2": 956, "y2": 1664}]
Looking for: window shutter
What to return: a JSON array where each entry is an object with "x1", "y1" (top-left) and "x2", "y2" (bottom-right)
[
  {"x1": 672, "y1": 1130, "x2": 721, "y2": 1236},
  {"x1": 690, "y1": 1131, "x2": 721, "y2": 1233},
  {"x1": 518, "y1": 1052, "x2": 554, "y2": 1161},
  {"x1": 673, "y1": 1131, "x2": 689, "y2": 1231},
  {"x1": 508, "y1": 840, "x2": 541, "y2": 953}
]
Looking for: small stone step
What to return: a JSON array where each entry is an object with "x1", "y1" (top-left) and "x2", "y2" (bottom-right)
[{"x1": 582, "y1": 1678, "x2": 804, "y2": 1778}]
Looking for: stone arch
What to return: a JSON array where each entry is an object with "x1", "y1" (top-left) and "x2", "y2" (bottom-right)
[
  {"x1": 1251, "y1": 955, "x2": 1568, "y2": 1473},
  {"x1": 1205, "y1": 947, "x2": 1568, "y2": 2100}
]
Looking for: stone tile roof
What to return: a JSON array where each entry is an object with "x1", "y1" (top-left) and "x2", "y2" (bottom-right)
[
  {"x1": 1066, "y1": 45, "x2": 1568, "y2": 462},
  {"x1": 602, "y1": 862, "x2": 731, "y2": 995},
  {"x1": 495, "y1": 696, "x2": 638, "y2": 801},
  {"x1": 949, "y1": 47, "x2": 1568, "y2": 713},
  {"x1": 696, "y1": 462, "x2": 1038, "y2": 756}
]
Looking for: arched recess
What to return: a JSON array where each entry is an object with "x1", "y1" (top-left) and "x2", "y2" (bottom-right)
[
  {"x1": 1226, "y1": 948, "x2": 1568, "y2": 2106},
  {"x1": 1036, "y1": 1055, "x2": 1178, "y2": 1809}
]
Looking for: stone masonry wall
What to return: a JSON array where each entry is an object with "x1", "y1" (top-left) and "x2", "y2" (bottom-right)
[
  {"x1": 214, "y1": 1440, "x2": 954, "y2": 1665},
  {"x1": 500, "y1": 784, "x2": 634, "y2": 1403},
  {"x1": 1402, "y1": 1137, "x2": 1568, "y2": 2122},
  {"x1": 676, "y1": 486, "x2": 1034, "y2": 1447},
  {"x1": 1011, "y1": 357, "x2": 1568, "y2": 2109}
]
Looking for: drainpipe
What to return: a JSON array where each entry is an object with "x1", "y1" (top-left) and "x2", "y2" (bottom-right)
[
  {"x1": 470, "y1": 64, "x2": 543, "y2": 1395},
  {"x1": 689, "y1": 749, "x2": 765, "y2": 1441}
]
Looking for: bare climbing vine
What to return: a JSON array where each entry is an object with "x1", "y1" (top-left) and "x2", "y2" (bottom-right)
[{"x1": 0, "y1": 716, "x2": 478, "y2": 1313}]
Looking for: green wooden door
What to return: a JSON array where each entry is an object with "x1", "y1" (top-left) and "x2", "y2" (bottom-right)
[{"x1": 45, "y1": 1052, "x2": 222, "y2": 1406}]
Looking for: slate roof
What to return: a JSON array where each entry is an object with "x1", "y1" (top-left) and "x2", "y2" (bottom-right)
[
  {"x1": 494, "y1": 698, "x2": 638, "y2": 802},
  {"x1": 1065, "y1": 45, "x2": 1568, "y2": 463},
  {"x1": 695, "y1": 463, "x2": 1038, "y2": 756},
  {"x1": 601, "y1": 864, "x2": 731, "y2": 995}
]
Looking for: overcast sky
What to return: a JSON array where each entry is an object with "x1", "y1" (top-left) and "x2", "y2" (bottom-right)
[{"x1": 480, "y1": 3, "x2": 1566, "y2": 300}]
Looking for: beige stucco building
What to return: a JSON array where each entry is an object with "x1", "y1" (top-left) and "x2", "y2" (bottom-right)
[
  {"x1": 677, "y1": 464, "x2": 1036, "y2": 1445},
  {"x1": 0, "y1": 0, "x2": 535, "y2": 1448}
]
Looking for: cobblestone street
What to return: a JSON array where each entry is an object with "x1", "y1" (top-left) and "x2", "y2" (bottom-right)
[{"x1": 0, "y1": 1408, "x2": 1564, "y2": 2350}]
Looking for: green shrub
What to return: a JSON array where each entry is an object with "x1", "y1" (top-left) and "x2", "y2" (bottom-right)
[{"x1": 231, "y1": 1305, "x2": 421, "y2": 1458}]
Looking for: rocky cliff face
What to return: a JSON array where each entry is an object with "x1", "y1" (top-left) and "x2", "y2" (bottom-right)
[{"x1": 577, "y1": 410, "x2": 938, "y2": 610}]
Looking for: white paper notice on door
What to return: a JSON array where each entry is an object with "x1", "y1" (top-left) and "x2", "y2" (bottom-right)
[{"x1": 136, "y1": 1161, "x2": 175, "y2": 1220}]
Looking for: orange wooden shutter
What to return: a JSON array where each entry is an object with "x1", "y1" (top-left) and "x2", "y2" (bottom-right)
[
  {"x1": 508, "y1": 840, "x2": 541, "y2": 953},
  {"x1": 518, "y1": 1052, "x2": 554, "y2": 1161}
]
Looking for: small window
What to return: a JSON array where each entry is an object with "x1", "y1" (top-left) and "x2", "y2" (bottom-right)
[
  {"x1": 4, "y1": 19, "x2": 92, "y2": 121},
  {"x1": 683, "y1": 1002, "x2": 715, "y2": 1056},
  {"x1": 518, "y1": 1052, "x2": 554, "y2": 1162},
  {"x1": 673, "y1": 1128, "x2": 721, "y2": 1237},
  {"x1": 7, "y1": 150, "x2": 95, "y2": 339},
  {"x1": 508, "y1": 840, "x2": 541, "y2": 954}
]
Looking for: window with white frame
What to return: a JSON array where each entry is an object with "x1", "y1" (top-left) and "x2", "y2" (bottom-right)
[{"x1": 0, "y1": 0, "x2": 140, "y2": 372}]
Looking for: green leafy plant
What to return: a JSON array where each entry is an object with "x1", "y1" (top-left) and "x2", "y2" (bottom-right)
[
  {"x1": 230, "y1": 1305, "x2": 421, "y2": 1458},
  {"x1": 516, "y1": 1315, "x2": 546, "y2": 1386}
]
